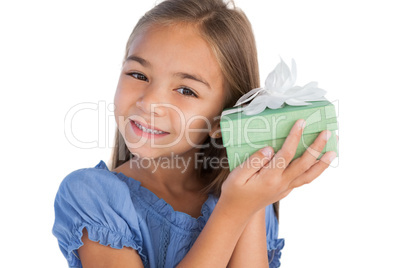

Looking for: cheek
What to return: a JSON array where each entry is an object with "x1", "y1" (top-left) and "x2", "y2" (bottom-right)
[
  {"x1": 114, "y1": 78, "x2": 138, "y2": 115},
  {"x1": 113, "y1": 81, "x2": 135, "y2": 129},
  {"x1": 186, "y1": 115, "x2": 212, "y2": 130},
  {"x1": 184, "y1": 115, "x2": 213, "y2": 144},
  {"x1": 113, "y1": 89, "x2": 126, "y2": 121}
]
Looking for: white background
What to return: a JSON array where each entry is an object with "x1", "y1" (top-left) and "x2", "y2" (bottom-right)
[{"x1": 1, "y1": 0, "x2": 401, "y2": 267}]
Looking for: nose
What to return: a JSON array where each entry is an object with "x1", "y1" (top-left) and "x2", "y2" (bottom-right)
[{"x1": 136, "y1": 83, "x2": 166, "y2": 116}]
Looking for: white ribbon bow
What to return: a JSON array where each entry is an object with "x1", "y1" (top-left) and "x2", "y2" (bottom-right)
[{"x1": 221, "y1": 59, "x2": 327, "y2": 116}]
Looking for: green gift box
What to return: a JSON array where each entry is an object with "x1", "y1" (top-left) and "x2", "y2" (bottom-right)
[{"x1": 220, "y1": 100, "x2": 338, "y2": 171}]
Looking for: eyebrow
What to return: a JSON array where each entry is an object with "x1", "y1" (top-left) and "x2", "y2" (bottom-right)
[
  {"x1": 126, "y1": 55, "x2": 150, "y2": 67},
  {"x1": 175, "y1": 72, "x2": 211, "y2": 89},
  {"x1": 126, "y1": 55, "x2": 210, "y2": 89}
]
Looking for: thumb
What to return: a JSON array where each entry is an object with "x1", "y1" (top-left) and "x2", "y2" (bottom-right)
[{"x1": 229, "y1": 146, "x2": 275, "y2": 182}]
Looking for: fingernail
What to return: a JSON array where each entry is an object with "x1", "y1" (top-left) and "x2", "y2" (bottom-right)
[
  {"x1": 261, "y1": 147, "x2": 273, "y2": 157},
  {"x1": 299, "y1": 120, "x2": 306, "y2": 130},
  {"x1": 324, "y1": 130, "x2": 332, "y2": 141},
  {"x1": 329, "y1": 152, "x2": 337, "y2": 162}
]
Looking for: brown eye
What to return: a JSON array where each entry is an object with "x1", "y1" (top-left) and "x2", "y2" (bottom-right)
[
  {"x1": 176, "y1": 87, "x2": 198, "y2": 98},
  {"x1": 129, "y1": 72, "x2": 148, "y2": 82}
]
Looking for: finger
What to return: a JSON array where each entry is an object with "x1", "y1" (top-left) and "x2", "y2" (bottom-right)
[
  {"x1": 289, "y1": 151, "x2": 337, "y2": 189},
  {"x1": 230, "y1": 146, "x2": 275, "y2": 182},
  {"x1": 284, "y1": 130, "x2": 332, "y2": 179},
  {"x1": 271, "y1": 119, "x2": 305, "y2": 170}
]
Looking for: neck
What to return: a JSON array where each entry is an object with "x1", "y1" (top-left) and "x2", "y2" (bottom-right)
[{"x1": 126, "y1": 150, "x2": 204, "y2": 194}]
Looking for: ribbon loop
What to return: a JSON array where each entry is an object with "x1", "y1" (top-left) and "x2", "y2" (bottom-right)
[{"x1": 221, "y1": 59, "x2": 326, "y2": 116}]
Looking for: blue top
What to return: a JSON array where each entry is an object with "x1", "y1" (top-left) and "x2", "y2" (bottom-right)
[{"x1": 52, "y1": 160, "x2": 284, "y2": 268}]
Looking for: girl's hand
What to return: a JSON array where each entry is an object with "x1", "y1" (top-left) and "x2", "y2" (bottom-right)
[{"x1": 220, "y1": 119, "x2": 337, "y2": 218}]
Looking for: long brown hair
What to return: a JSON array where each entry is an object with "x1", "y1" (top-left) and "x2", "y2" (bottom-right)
[{"x1": 110, "y1": 0, "x2": 279, "y2": 219}]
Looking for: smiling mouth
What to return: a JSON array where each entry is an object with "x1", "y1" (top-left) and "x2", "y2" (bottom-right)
[{"x1": 131, "y1": 120, "x2": 169, "y2": 135}]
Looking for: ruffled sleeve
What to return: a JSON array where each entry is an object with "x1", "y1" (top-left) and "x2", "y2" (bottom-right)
[
  {"x1": 52, "y1": 164, "x2": 146, "y2": 267},
  {"x1": 265, "y1": 204, "x2": 285, "y2": 268}
]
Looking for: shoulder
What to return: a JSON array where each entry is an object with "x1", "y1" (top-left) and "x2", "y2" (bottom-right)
[
  {"x1": 52, "y1": 161, "x2": 146, "y2": 266},
  {"x1": 59, "y1": 161, "x2": 124, "y2": 189},
  {"x1": 57, "y1": 161, "x2": 130, "y2": 204},
  {"x1": 53, "y1": 160, "x2": 142, "y2": 240},
  {"x1": 54, "y1": 161, "x2": 137, "y2": 229}
]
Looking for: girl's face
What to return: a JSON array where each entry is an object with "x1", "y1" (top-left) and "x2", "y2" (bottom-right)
[{"x1": 114, "y1": 23, "x2": 225, "y2": 159}]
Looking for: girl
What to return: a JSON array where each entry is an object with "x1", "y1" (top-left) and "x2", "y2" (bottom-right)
[{"x1": 53, "y1": 0, "x2": 336, "y2": 267}]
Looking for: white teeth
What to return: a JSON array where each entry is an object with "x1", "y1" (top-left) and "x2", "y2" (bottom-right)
[{"x1": 134, "y1": 122, "x2": 165, "y2": 134}]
